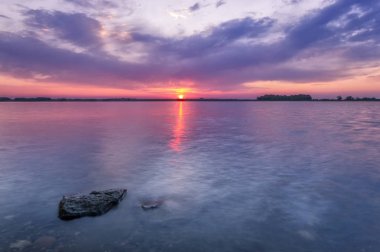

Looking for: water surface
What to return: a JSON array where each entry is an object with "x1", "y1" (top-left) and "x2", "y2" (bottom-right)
[{"x1": 1, "y1": 102, "x2": 380, "y2": 252}]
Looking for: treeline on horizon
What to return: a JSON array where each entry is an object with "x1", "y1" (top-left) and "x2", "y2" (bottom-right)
[
  {"x1": 0, "y1": 95, "x2": 379, "y2": 102},
  {"x1": 257, "y1": 94, "x2": 380, "y2": 101},
  {"x1": 257, "y1": 94, "x2": 313, "y2": 101}
]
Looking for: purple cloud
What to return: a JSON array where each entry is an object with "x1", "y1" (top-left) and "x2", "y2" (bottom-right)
[
  {"x1": 24, "y1": 10, "x2": 102, "y2": 48},
  {"x1": 216, "y1": 0, "x2": 226, "y2": 8},
  {"x1": 132, "y1": 17, "x2": 275, "y2": 58},
  {"x1": 0, "y1": 0, "x2": 379, "y2": 90},
  {"x1": 0, "y1": 32, "x2": 165, "y2": 86},
  {"x1": 64, "y1": 0, "x2": 117, "y2": 9},
  {"x1": 65, "y1": 0, "x2": 92, "y2": 8},
  {"x1": 189, "y1": 3, "x2": 201, "y2": 12}
]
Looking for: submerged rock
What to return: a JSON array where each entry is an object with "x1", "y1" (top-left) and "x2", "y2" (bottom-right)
[
  {"x1": 58, "y1": 189, "x2": 127, "y2": 220},
  {"x1": 141, "y1": 200, "x2": 163, "y2": 210}
]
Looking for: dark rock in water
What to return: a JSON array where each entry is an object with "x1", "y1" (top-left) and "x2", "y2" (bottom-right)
[
  {"x1": 141, "y1": 200, "x2": 163, "y2": 210},
  {"x1": 58, "y1": 189, "x2": 127, "y2": 220}
]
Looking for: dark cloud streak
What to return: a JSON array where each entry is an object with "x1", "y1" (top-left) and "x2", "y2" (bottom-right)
[
  {"x1": 189, "y1": 3, "x2": 201, "y2": 12},
  {"x1": 64, "y1": 0, "x2": 118, "y2": 9},
  {"x1": 24, "y1": 9, "x2": 102, "y2": 48},
  {"x1": 216, "y1": 0, "x2": 226, "y2": 8},
  {"x1": 65, "y1": 0, "x2": 93, "y2": 8}
]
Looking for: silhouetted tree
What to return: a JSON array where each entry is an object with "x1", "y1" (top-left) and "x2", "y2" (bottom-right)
[
  {"x1": 345, "y1": 96, "x2": 354, "y2": 101},
  {"x1": 257, "y1": 94, "x2": 312, "y2": 101},
  {"x1": 14, "y1": 97, "x2": 52, "y2": 101}
]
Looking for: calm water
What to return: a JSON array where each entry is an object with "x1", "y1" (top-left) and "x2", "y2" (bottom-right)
[{"x1": 1, "y1": 102, "x2": 380, "y2": 252}]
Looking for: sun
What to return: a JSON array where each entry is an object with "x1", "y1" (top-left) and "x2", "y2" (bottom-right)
[{"x1": 177, "y1": 94, "x2": 184, "y2": 100}]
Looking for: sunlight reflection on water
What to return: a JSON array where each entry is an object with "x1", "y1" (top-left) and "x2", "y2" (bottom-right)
[{"x1": 170, "y1": 101, "x2": 185, "y2": 152}]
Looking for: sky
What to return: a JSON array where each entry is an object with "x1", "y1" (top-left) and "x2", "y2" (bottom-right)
[{"x1": 0, "y1": 0, "x2": 379, "y2": 98}]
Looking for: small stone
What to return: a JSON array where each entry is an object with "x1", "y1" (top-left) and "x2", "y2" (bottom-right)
[
  {"x1": 34, "y1": 236, "x2": 56, "y2": 248},
  {"x1": 58, "y1": 189, "x2": 127, "y2": 220},
  {"x1": 9, "y1": 240, "x2": 32, "y2": 250},
  {"x1": 141, "y1": 200, "x2": 163, "y2": 210}
]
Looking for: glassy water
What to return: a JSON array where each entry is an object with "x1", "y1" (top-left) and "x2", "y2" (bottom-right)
[{"x1": 0, "y1": 102, "x2": 380, "y2": 252}]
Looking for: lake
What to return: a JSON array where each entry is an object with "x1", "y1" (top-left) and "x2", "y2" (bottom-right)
[{"x1": 1, "y1": 102, "x2": 380, "y2": 252}]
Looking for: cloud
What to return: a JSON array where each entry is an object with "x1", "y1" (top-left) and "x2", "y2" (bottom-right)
[
  {"x1": 0, "y1": 32, "x2": 163, "y2": 86},
  {"x1": 216, "y1": 0, "x2": 226, "y2": 8},
  {"x1": 132, "y1": 17, "x2": 275, "y2": 58},
  {"x1": 65, "y1": 0, "x2": 92, "y2": 8},
  {"x1": 168, "y1": 10, "x2": 188, "y2": 19},
  {"x1": 64, "y1": 0, "x2": 118, "y2": 9},
  {"x1": 122, "y1": 0, "x2": 380, "y2": 86},
  {"x1": 0, "y1": 0, "x2": 379, "y2": 91},
  {"x1": 283, "y1": 0, "x2": 303, "y2": 5},
  {"x1": 24, "y1": 10, "x2": 102, "y2": 48},
  {"x1": 283, "y1": 0, "x2": 380, "y2": 58},
  {"x1": 189, "y1": 3, "x2": 201, "y2": 12}
]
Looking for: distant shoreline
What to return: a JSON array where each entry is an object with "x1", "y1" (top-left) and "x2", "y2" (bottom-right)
[
  {"x1": 1, "y1": 95, "x2": 379, "y2": 102},
  {"x1": 1, "y1": 99, "x2": 380, "y2": 102}
]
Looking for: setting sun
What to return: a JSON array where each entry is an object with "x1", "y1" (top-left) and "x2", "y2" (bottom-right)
[{"x1": 178, "y1": 94, "x2": 184, "y2": 100}]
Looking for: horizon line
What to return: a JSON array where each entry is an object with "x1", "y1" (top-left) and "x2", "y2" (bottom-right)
[{"x1": 1, "y1": 95, "x2": 380, "y2": 102}]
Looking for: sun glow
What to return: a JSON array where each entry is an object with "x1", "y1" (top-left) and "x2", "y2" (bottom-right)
[{"x1": 178, "y1": 94, "x2": 184, "y2": 100}]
